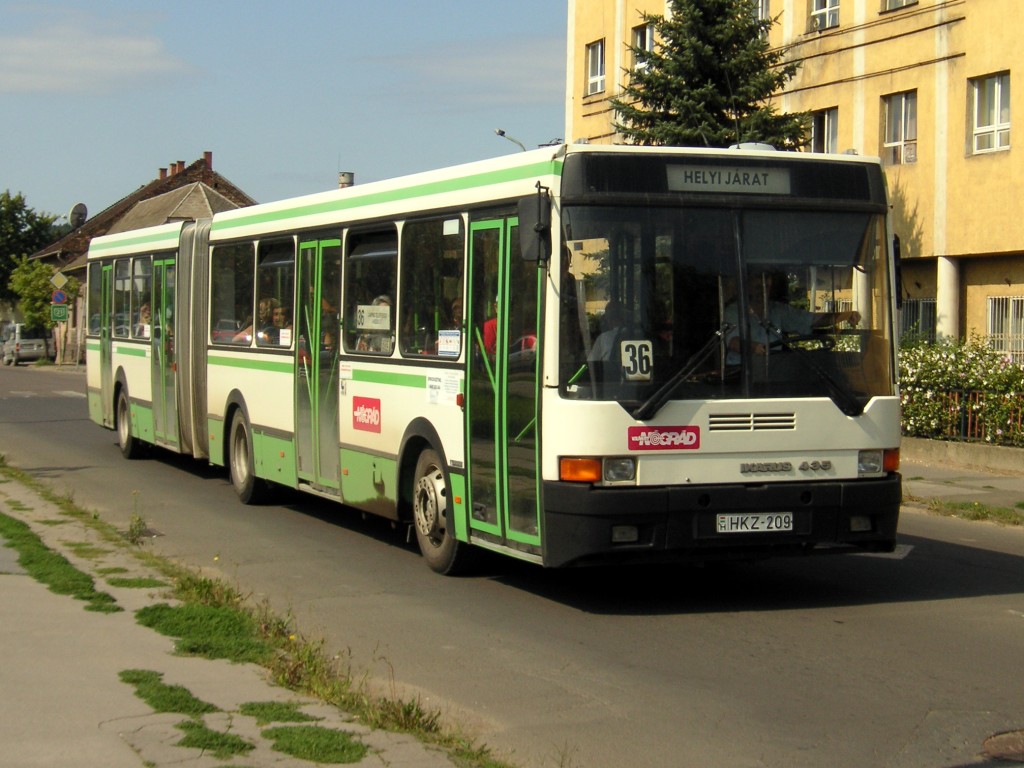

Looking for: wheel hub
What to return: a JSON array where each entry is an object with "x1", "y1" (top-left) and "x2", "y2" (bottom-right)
[{"x1": 414, "y1": 468, "x2": 446, "y2": 539}]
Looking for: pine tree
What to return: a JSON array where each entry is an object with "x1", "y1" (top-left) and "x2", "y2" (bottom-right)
[{"x1": 612, "y1": 0, "x2": 808, "y2": 149}]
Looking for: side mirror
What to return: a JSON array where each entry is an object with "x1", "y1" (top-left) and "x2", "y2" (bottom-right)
[{"x1": 518, "y1": 186, "x2": 551, "y2": 263}]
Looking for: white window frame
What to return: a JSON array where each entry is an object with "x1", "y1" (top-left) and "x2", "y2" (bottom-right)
[
  {"x1": 586, "y1": 39, "x2": 606, "y2": 96},
  {"x1": 757, "y1": 0, "x2": 771, "y2": 21},
  {"x1": 972, "y1": 73, "x2": 1010, "y2": 154},
  {"x1": 811, "y1": 107, "x2": 838, "y2": 153},
  {"x1": 885, "y1": 0, "x2": 914, "y2": 9},
  {"x1": 988, "y1": 296, "x2": 1024, "y2": 363},
  {"x1": 810, "y1": 0, "x2": 839, "y2": 31},
  {"x1": 883, "y1": 91, "x2": 917, "y2": 164},
  {"x1": 631, "y1": 24, "x2": 655, "y2": 72}
]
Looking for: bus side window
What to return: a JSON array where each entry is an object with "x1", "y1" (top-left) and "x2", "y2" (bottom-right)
[
  {"x1": 344, "y1": 229, "x2": 398, "y2": 355},
  {"x1": 210, "y1": 243, "x2": 255, "y2": 346},
  {"x1": 399, "y1": 217, "x2": 464, "y2": 357}
]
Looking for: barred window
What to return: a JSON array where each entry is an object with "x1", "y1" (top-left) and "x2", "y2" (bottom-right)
[{"x1": 988, "y1": 296, "x2": 1024, "y2": 363}]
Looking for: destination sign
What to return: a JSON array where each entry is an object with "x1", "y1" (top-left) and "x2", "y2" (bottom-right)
[{"x1": 667, "y1": 164, "x2": 791, "y2": 194}]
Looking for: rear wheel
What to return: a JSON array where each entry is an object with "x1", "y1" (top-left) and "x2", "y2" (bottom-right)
[
  {"x1": 412, "y1": 448, "x2": 472, "y2": 575},
  {"x1": 116, "y1": 389, "x2": 143, "y2": 459},
  {"x1": 229, "y1": 410, "x2": 266, "y2": 504}
]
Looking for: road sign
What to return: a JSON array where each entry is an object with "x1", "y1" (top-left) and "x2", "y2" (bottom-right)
[
  {"x1": 52, "y1": 289, "x2": 67, "y2": 304},
  {"x1": 51, "y1": 304, "x2": 68, "y2": 322},
  {"x1": 50, "y1": 272, "x2": 68, "y2": 290}
]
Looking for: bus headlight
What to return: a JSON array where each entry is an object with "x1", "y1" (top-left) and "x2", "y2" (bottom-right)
[
  {"x1": 857, "y1": 450, "x2": 882, "y2": 475},
  {"x1": 603, "y1": 457, "x2": 636, "y2": 484}
]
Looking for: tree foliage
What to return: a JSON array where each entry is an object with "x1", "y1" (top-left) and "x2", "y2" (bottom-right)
[
  {"x1": 8, "y1": 257, "x2": 79, "y2": 331},
  {"x1": 1, "y1": 190, "x2": 61, "y2": 306},
  {"x1": 612, "y1": 0, "x2": 809, "y2": 149}
]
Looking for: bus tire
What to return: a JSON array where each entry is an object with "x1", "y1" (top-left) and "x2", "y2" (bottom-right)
[
  {"x1": 116, "y1": 389, "x2": 144, "y2": 460},
  {"x1": 229, "y1": 411, "x2": 267, "y2": 504},
  {"x1": 412, "y1": 448, "x2": 470, "y2": 575}
]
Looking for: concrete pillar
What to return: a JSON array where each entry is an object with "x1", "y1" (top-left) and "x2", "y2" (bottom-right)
[{"x1": 936, "y1": 255, "x2": 959, "y2": 341}]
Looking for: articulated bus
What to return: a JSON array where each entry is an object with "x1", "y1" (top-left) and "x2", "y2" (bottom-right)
[{"x1": 86, "y1": 144, "x2": 901, "y2": 573}]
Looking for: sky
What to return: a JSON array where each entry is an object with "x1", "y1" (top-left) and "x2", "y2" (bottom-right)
[{"x1": 0, "y1": 1, "x2": 568, "y2": 219}]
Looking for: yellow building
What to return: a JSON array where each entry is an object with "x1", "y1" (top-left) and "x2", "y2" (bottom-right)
[{"x1": 566, "y1": 0, "x2": 1022, "y2": 358}]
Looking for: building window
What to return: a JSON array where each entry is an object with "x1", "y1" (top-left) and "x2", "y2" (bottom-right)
[
  {"x1": 757, "y1": 0, "x2": 771, "y2": 20},
  {"x1": 988, "y1": 296, "x2": 1024, "y2": 363},
  {"x1": 586, "y1": 39, "x2": 606, "y2": 95},
  {"x1": 900, "y1": 298, "x2": 936, "y2": 342},
  {"x1": 885, "y1": 0, "x2": 915, "y2": 9},
  {"x1": 810, "y1": 0, "x2": 839, "y2": 31},
  {"x1": 811, "y1": 107, "x2": 838, "y2": 153},
  {"x1": 631, "y1": 24, "x2": 655, "y2": 71},
  {"x1": 972, "y1": 73, "x2": 1010, "y2": 154},
  {"x1": 883, "y1": 91, "x2": 917, "y2": 164}
]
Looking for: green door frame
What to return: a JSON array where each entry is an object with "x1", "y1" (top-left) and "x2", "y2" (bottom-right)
[
  {"x1": 296, "y1": 237, "x2": 342, "y2": 489},
  {"x1": 466, "y1": 216, "x2": 542, "y2": 549}
]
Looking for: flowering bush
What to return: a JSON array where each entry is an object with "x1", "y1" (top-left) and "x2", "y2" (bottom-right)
[{"x1": 899, "y1": 336, "x2": 1024, "y2": 446}]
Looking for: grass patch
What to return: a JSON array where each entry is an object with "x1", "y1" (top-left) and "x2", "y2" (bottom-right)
[
  {"x1": 107, "y1": 576, "x2": 168, "y2": 589},
  {"x1": 119, "y1": 669, "x2": 219, "y2": 716},
  {"x1": 239, "y1": 700, "x2": 321, "y2": 726},
  {"x1": 97, "y1": 566, "x2": 129, "y2": 575},
  {"x1": 135, "y1": 602, "x2": 272, "y2": 664},
  {"x1": 38, "y1": 518, "x2": 71, "y2": 526},
  {"x1": 65, "y1": 541, "x2": 110, "y2": 559},
  {"x1": 262, "y1": 725, "x2": 367, "y2": 764},
  {"x1": 175, "y1": 720, "x2": 254, "y2": 759},
  {"x1": 0, "y1": 512, "x2": 121, "y2": 613},
  {"x1": 925, "y1": 499, "x2": 1024, "y2": 526}
]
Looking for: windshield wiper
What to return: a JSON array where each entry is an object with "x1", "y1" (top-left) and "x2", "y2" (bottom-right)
[
  {"x1": 757, "y1": 318, "x2": 865, "y2": 417},
  {"x1": 631, "y1": 324, "x2": 731, "y2": 421}
]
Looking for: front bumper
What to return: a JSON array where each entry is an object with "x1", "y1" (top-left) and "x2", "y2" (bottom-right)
[{"x1": 541, "y1": 473, "x2": 901, "y2": 567}]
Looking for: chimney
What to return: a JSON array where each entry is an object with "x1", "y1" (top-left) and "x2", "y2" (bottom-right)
[
  {"x1": 204, "y1": 151, "x2": 213, "y2": 170},
  {"x1": 168, "y1": 161, "x2": 176, "y2": 176},
  {"x1": 177, "y1": 160, "x2": 185, "y2": 174},
  {"x1": 338, "y1": 171, "x2": 355, "y2": 189},
  {"x1": 159, "y1": 168, "x2": 168, "y2": 180}
]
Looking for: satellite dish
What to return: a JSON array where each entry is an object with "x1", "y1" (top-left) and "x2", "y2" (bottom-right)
[{"x1": 69, "y1": 202, "x2": 88, "y2": 228}]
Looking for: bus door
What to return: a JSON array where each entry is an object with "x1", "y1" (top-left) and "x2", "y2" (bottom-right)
[
  {"x1": 295, "y1": 237, "x2": 342, "y2": 491},
  {"x1": 100, "y1": 264, "x2": 114, "y2": 427},
  {"x1": 467, "y1": 216, "x2": 542, "y2": 551},
  {"x1": 151, "y1": 258, "x2": 179, "y2": 449}
]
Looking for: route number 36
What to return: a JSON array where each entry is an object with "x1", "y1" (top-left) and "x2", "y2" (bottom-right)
[{"x1": 619, "y1": 339, "x2": 653, "y2": 381}]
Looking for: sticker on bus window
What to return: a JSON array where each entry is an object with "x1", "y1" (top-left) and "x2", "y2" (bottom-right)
[
  {"x1": 627, "y1": 426, "x2": 700, "y2": 451},
  {"x1": 353, "y1": 397, "x2": 381, "y2": 433},
  {"x1": 437, "y1": 329, "x2": 461, "y2": 358}
]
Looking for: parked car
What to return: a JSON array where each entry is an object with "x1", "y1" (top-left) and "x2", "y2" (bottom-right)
[{"x1": 2, "y1": 323, "x2": 53, "y2": 366}]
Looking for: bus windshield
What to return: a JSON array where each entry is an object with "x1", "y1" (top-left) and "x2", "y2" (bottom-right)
[{"x1": 559, "y1": 205, "x2": 894, "y2": 414}]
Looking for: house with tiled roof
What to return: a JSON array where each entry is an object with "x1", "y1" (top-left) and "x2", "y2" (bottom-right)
[{"x1": 30, "y1": 151, "x2": 256, "y2": 361}]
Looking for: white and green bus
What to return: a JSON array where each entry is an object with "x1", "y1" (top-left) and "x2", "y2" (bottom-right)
[{"x1": 87, "y1": 144, "x2": 902, "y2": 573}]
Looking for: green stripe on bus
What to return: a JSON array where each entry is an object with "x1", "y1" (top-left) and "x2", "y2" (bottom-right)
[
  {"x1": 89, "y1": 231, "x2": 180, "y2": 253},
  {"x1": 212, "y1": 160, "x2": 563, "y2": 233},
  {"x1": 351, "y1": 368, "x2": 426, "y2": 389},
  {"x1": 115, "y1": 346, "x2": 148, "y2": 358},
  {"x1": 208, "y1": 355, "x2": 294, "y2": 374}
]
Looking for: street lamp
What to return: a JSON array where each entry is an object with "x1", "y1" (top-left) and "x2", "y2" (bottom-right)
[{"x1": 495, "y1": 128, "x2": 527, "y2": 152}]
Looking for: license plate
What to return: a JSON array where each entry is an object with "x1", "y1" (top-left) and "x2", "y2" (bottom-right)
[{"x1": 716, "y1": 512, "x2": 794, "y2": 534}]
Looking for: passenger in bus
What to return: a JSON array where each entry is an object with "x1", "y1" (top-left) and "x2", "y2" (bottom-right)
[
  {"x1": 483, "y1": 297, "x2": 498, "y2": 356},
  {"x1": 270, "y1": 303, "x2": 292, "y2": 345},
  {"x1": 587, "y1": 299, "x2": 626, "y2": 362},
  {"x1": 723, "y1": 270, "x2": 860, "y2": 364},
  {"x1": 234, "y1": 297, "x2": 277, "y2": 344},
  {"x1": 134, "y1": 304, "x2": 151, "y2": 337}
]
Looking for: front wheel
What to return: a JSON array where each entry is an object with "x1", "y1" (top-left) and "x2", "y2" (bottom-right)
[
  {"x1": 229, "y1": 410, "x2": 267, "y2": 504},
  {"x1": 412, "y1": 449, "x2": 472, "y2": 575},
  {"x1": 116, "y1": 389, "x2": 144, "y2": 459}
]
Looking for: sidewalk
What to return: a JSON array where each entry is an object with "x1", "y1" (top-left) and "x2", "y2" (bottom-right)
[
  {"x1": 0, "y1": 475, "x2": 457, "y2": 768},
  {"x1": 901, "y1": 436, "x2": 1024, "y2": 513}
]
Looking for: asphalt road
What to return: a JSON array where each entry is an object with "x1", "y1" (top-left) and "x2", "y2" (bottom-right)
[{"x1": 2, "y1": 364, "x2": 1023, "y2": 768}]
